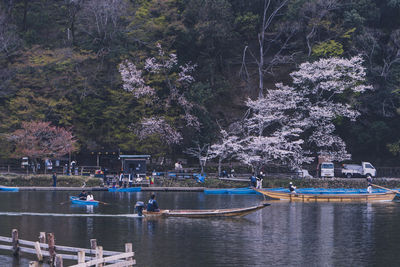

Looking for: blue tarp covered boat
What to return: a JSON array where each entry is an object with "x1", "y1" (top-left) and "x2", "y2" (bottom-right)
[
  {"x1": 108, "y1": 187, "x2": 141, "y2": 192},
  {"x1": 70, "y1": 196, "x2": 99, "y2": 205},
  {"x1": 267, "y1": 187, "x2": 398, "y2": 194},
  {"x1": 204, "y1": 187, "x2": 261, "y2": 195},
  {"x1": 0, "y1": 187, "x2": 19, "y2": 192}
]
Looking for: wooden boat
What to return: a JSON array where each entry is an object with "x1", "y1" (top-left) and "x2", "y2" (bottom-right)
[
  {"x1": 69, "y1": 196, "x2": 99, "y2": 205},
  {"x1": 253, "y1": 188, "x2": 397, "y2": 202},
  {"x1": 108, "y1": 187, "x2": 141, "y2": 192},
  {"x1": 142, "y1": 203, "x2": 270, "y2": 218}
]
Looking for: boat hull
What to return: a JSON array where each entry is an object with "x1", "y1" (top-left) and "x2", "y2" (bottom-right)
[
  {"x1": 254, "y1": 188, "x2": 396, "y2": 202},
  {"x1": 0, "y1": 187, "x2": 19, "y2": 192},
  {"x1": 143, "y1": 203, "x2": 270, "y2": 218},
  {"x1": 69, "y1": 196, "x2": 99, "y2": 205}
]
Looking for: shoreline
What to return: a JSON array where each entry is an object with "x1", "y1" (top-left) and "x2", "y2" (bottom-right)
[{"x1": 2, "y1": 174, "x2": 400, "y2": 191}]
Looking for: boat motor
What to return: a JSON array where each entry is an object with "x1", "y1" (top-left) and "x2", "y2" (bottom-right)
[{"x1": 135, "y1": 201, "x2": 145, "y2": 216}]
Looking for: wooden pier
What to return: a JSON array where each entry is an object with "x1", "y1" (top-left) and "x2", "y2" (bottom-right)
[{"x1": 0, "y1": 229, "x2": 135, "y2": 266}]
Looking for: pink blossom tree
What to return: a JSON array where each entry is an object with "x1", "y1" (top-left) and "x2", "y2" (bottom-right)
[
  {"x1": 7, "y1": 121, "x2": 77, "y2": 166},
  {"x1": 119, "y1": 44, "x2": 200, "y2": 144}
]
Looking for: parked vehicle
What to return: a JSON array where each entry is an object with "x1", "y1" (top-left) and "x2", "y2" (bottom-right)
[
  {"x1": 295, "y1": 168, "x2": 313, "y2": 178},
  {"x1": 341, "y1": 162, "x2": 376, "y2": 178},
  {"x1": 320, "y1": 162, "x2": 334, "y2": 178}
]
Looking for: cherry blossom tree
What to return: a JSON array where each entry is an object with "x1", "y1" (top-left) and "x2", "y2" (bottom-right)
[
  {"x1": 119, "y1": 44, "x2": 199, "y2": 144},
  {"x1": 214, "y1": 56, "x2": 372, "y2": 171},
  {"x1": 7, "y1": 121, "x2": 77, "y2": 165},
  {"x1": 208, "y1": 129, "x2": 242, "y2": 175},
  {"x1": 184, "y1": 142, "x2": 211, "y2": 175}
]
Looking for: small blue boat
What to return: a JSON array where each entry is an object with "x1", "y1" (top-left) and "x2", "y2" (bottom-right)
[
  {"x1": 204, "y1": 187, "x2": 260, "y2": 195},
  {"x1": 70, "y1": 196, "x2": 99, "y2": 205},
  {"x1": 0, "y1": 187, "x2": 19, "y2": 192},
  {"x1": 108, "y1": 187, "x2": 141, "y2": 192}
]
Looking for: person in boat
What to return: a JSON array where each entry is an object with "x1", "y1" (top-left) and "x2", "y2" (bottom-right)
[
  {"x1": 289, "y1": 182, "x2": 296, "y2": 193},
  {"x1": 367, "y1": 175, "x2": 373, "y2": 194},
  {"x1": 78, "y1": 190, "x2": 87, "y2": 200},
  {"x1": 147, "y1": 194, "x2": 160, "y2": 212},
  {"x1": 86, "y1": 192, "x2": 94, "y2": 201}
]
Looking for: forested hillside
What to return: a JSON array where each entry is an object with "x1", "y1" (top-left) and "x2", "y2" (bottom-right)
[{"x1": 2, "y1": 0, "x2": 400, "y2": 166}]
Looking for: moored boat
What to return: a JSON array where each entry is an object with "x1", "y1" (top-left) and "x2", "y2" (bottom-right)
[
  {"x1": 142, "y1": 203, "x2": 270, "y2": 218},
  {"x1": 253, "y1": 188, "x2": 397, "y2": 202},
  {"x1": 70, "y1": 196, "x2": 99, "y2": 205},
  {"x1": 108, "y1": 187, "x2": 141, "y2": 192},
  {"x1": 204, "y1": 187, "x2": 260, "y2": 195},
  {"x1": 0, "y1": 186, "x2": 19, "y2": 192}
]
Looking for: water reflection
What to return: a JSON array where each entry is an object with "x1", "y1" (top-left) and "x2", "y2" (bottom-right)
[{"x1": 1, "y1": 192, "x2": 400, "y2": 266}]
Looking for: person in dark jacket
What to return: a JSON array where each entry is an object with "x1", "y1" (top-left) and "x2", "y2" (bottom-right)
[
  {"x1": 52, "y1": 172, "x2": 57, "y2": 187},
  {"x1": 147, "y1": 194, "x2": 160, "y2": 212},
  {"x1": 249, "y1": 174, "x2": 257, "y2": 187},
  {"x1": 78, "y1": 190, "x2": 87, "y2": 200}
]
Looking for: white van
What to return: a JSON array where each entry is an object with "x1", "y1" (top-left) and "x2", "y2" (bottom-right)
[{"x1": 320, "y1": 162, "x2": 334, "y2": 178}]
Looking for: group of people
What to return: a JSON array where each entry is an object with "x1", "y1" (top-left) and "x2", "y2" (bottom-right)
[
  {"x1": 78, "y1": 190, "x2": 95, "y2": 201},
  {"x1": 174, "y1": 161, "x2": 183, "y2": 172},
  {"x1": 250, "y1": 172, "x2": 264, "y2": 189}
]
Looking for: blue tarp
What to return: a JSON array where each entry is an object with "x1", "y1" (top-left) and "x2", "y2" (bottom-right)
[
  {"x1": 204, "y1": 187, "x2": 261, "y2": 195},
  {"x1": 267, "y1": 187, "x2": 399, "y2": 194}
]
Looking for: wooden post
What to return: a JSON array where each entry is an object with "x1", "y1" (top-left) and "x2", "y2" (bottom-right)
[
  {"x1": 90, "y1": 239, "x2": 97, "y2": 250},
  {"x1": 47, "y1": 233, "x2": 56, "y2": 265},
  {"x1": 39, "y1": 232, "x2": 46, "y2": 243},
  {"x1": 29, "y1": 261, "x2": 38, "y2": 267},
  {"x1": 55, "y1": 255, "x2": 63, "y2": 267},
  {"x1": 96, "y1": 246, "x2": 103, "y2": 267},
  {"x1": 125, "y1": 243, "x2": 133, "y2": 267},
  {"x1": 12, "y1": 229, "x2": 19, "y2": 257},
  {"x1": 34, "y1": 241, "x2": 43, "y2": 262},
  {"x1": 78, "y1": 250, "x2": 85, "y2": 264}
]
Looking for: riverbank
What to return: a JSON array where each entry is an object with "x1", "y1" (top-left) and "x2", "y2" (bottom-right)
[{"x1": 2, "y1": 174, "x2": 400, "y2": 190}]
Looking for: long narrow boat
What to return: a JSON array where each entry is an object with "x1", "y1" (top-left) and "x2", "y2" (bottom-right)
[
  {"x1": 253, "y1": 188, "x2": 397, "y2": 202},
  {"x1": 108, "y1": 187, "x2": 141, "y2": 192},
  {"x1": 69, "y1": 196, "x2": 99, "y2": 205},
  {"x1": 0, "y1": 186, "x2": 19, "y2": 192},
  {"x1": 142, "y1": 203, "x2": 270, "y2": 218},
  {"x1": 204, "y1": 187, "x2": 260, "y2": 195}
]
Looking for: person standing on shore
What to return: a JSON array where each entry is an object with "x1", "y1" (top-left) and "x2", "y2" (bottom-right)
[
  {"x1": 52, "y1": 172, "x2": 57, "y2": 187},
  {"x1": 289, "y1": 182, "x2": 296, "y2": 193}
]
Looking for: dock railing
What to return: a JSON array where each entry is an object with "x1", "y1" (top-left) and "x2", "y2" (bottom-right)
[{"x1": 0, "y1": 229, "x2": 135, "y2": 267}]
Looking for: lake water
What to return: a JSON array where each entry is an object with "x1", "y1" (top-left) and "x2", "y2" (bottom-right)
[{"x1": 1, "y1": 191, "x2": 400, "y2": 266}]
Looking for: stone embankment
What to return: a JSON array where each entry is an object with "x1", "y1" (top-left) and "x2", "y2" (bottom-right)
[{"x1": 1, "y1": 173, "x2": 400, "y2": 190}]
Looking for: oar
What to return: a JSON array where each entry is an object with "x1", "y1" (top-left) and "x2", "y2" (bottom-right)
[
  {"x1": 96, "y1": 200, "x2": 109, "y2": 205},
  {"x1": 371, "y1": 184, "x2": 400, "y2": 194},
  {"x1": 59, "y1": 200, "x2": 71, "y2": 205}
]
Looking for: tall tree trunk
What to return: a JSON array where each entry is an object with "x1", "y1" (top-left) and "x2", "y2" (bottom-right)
[{"x1": 22, "y1": 0, "x2": 28, "y2": 32}]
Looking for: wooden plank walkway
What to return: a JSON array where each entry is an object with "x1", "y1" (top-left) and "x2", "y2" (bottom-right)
[{"x1": 0, "y1": 229, "x2": 134, "y2": 266}]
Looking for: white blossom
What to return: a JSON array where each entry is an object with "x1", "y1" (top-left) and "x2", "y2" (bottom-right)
[{"x1": 135, "y1": 117, "x2": 182, "y2": 145}]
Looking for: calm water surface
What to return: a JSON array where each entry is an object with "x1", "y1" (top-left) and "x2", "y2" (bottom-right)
[{"x1": 0, "y1": 191, "x2": 400, "y2": 266}]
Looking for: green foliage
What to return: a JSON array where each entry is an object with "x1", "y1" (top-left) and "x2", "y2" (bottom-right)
[
  {"x1": 1, "y1": 0, "x2": 400, "y2": 165},
  {"x1": 312, "y1": 40, "x2": 344, "y2": 57}
]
